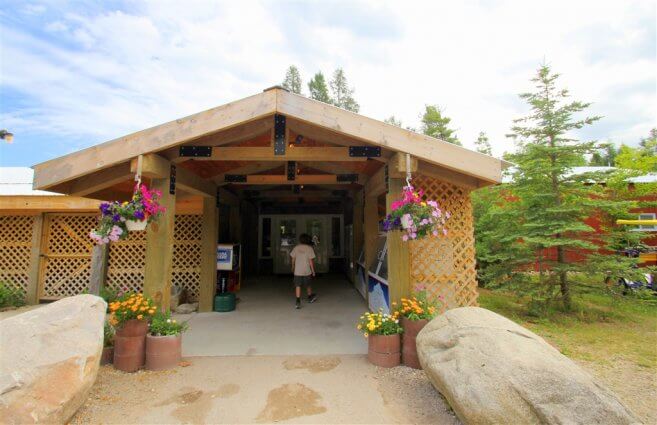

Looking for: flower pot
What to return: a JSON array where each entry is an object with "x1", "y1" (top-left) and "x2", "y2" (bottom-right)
[
  {"x1": 113, "y1": 319, "x2": 148, "y2": 372},
  {"x1": 401, "y1": 317, "x2": 428, "y2": 369},
  {"x1": 101, "y1": 346, "x2": 114, "y2": 365},
  {"x1": 145, "y1": 334, "x2": 182, "y2": 371},
  {"x1": 125, "y1": 219, "x2": 147, "y2": 231},
  {"x1": 367, "y1": 334, "x2": 401, "y2": 368}
]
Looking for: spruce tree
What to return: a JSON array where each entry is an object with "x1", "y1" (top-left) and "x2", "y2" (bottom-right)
[
  {"x1": 329, "y1": 68, "x2": 359, "y2": 112},
  {"x1": 475, "y1": 131, "x2": 492, "y2": 155},
  {"x1": 420, "y1": 105, "x2": 461, "y2": 145},
  {"x1": 282, "y1": 65, "x2": 303, "y2": 94},
  {"x1": 307, "y1": 72, "x2": 332, "y2": 104}
]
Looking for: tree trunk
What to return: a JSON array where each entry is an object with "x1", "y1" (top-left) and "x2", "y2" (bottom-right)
[{"x1": 557, "y1": 246, "x2": 571, "y2": 310}]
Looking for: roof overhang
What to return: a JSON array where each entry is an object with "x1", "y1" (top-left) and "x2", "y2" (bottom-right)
[{"x1": 32, "y1": 87, "x2": 510, "y2": 192}]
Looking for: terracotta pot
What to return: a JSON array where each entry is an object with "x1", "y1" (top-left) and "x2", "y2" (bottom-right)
[
  {"x1": 367, "y1": 334, "x2": 401, "y2": 368},
  {"x1": 101, "y1": 346, "x2": 114, "y2": 365},
  {"x1": 401, "y1": 317, "x2": 428, "y2": 369},
  {"x1": 145, "y1": 334, "x2": 182, "y2": 371},
  {"x1": 113, "y1": 319, "x2": 148, "y2": 372}
]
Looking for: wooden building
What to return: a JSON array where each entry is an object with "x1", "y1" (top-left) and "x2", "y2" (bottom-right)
[{"x1": 6, "y1": 86, "x2": 508, "y2": 310}]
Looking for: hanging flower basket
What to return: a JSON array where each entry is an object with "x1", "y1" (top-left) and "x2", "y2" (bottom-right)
[
  {"x1": 382, "y1": 185, "x2": 450, "y2": 241},
  {"x1": 90, "y1": 184, "x2": 166, "y2": 245}
]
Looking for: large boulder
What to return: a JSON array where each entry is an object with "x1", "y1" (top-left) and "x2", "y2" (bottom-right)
[
  {"x1": 417, "y1": 307, "x2": 638, "y2": 425},
  {"x1": 0, "y1": 295, "x2": 106, "y2": 424}
]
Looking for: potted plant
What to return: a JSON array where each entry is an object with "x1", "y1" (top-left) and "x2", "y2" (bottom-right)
[
  {"x1": 145, "y1": 311, "x2": 188, "y2": 371},
  {"x1": 101, "y1": 322, "x2": 115, "y2": 365},
  {"x1": 108, "y1": 292, "x2": 157, "y2": 372},
  {"x1": 382, "y1": 185, "x2": 450, "y2": 241},
  {"x1": 89, "y1": 184, "x2": 166, "y2": 244},
  {"x1": 357, "y1": 310, "x2": 403, "y2": 367},
  {"x1": 396, "y1": 288, "x2": 442, "y2": 369}
]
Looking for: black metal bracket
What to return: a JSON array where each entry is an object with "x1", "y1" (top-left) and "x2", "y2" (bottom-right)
[
  {"x1": 349, "y1": 146, "x2": 381, "y2": 158},
  {"x1": 179, "y1": 146, "x2": 212, "y2": 158},
  {"x1": 384, "y1": 165, "x2": 389, "y2": 193},
  {"x1": 287, "y1": 161, "x2": 296, "y2": 181},
  {"x1": 274, "y1": 114, "x2": 286, "y2": 156},
  {"x1": 337, "y1": 174, "x2": 359, "y2": 183},
  {"x1": 224, "y1": 174, "x2": 247, "y2": 183},
  {"x1": 169, "y1": 165, "x2": 176, "y2": 195}
]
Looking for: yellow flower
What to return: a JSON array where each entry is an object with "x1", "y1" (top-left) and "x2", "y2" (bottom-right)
[
  {"x1": 137, "y1": 314, "x2": 143, "y2": 320},
  {"x1": 148, "y1": 309, "x2": 155, "y2": 314}
]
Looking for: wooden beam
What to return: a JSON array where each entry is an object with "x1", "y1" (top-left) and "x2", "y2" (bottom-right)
[
  {"x1": 417, "y1": 162, "x2": 479, "y2": 190},
  {"x1": 388, "y1": 153, "x2": 418, "y2": 178},
  {"x1": 186, "y1": 146, "x2": 368, "y2": 162},
  {"x1": 33, "y1": 90, "x2": 277, "y2": 190},
  {"x1": 299, "y1": 162, "x2": 369, "y2": 185},
  {"x1": 69, "y1": 162, "x2": 133, "y2": 197},
  {"x1": 352, "y1": 189, "x2": 364, "y2": 284},
  {"x1": 363, "y1": 194, "x2": 380, "y2": 271},
  {"x1": 365, "y1": 164, "x2": 387, "y2": 197},
  {"x1": 199, "y1": 197, "x2": 218, "y2": 312},
  {"x1": 277, "y1": 89, "x2": 505, "y2": 184},
  {"x1": 143, "y1": 177, "x2": 176, "y2": 311},
  {"x1": 386, "y1": 178, "x2": 410, "y2": 306},
  {"x1": 131, "y1": 154, "x2": 217, "y2": 197},
  {"x1": 217, "y1": 188, "x2": 239, "y2": 207},
  {"x1": 89, "y1": 244, "x2": 109, "y2": 296},
  {"x1": 242, "y1": 189, "x2": 346, "y2": 198},
  {"x1": 230, "y1": 174, "x2": 356, "y2": 185},
  {"x1": 0, "y1": 196, "x2": 101, "y2": 212},
  {"x1": 25, "y1": 214, "x2": 44, "y2": 305},
  {"x1": 213, "y1": 162, "x2": 280, "y2": 184}
]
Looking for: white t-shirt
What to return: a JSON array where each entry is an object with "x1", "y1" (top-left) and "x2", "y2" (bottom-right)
[{"x1": 290, "y1": 244, "x2": 316, "y2": 276}]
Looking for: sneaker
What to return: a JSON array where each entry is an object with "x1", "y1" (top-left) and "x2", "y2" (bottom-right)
[
  {"x1": 295, "y1": 299, "x2": 301, "y2": 309},
  {"x1": 308, "y1": 294, "x2": 317, "y2": 303}
]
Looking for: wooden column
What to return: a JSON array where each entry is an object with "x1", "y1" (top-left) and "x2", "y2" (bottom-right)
[
  {"x1": 363, "y1": 195, "x2": 379, "y2": 270},
  {"x1": 352, "y1": 190, "x2": 364, "y2": 283},
  {"x1": 143, "y1": 177, "x2": 176, "y2": 311},
  {"x1": 386, "y1": 177, "x2": 411, "y2": 306},
  {"x1": 89, "y1": 244, "x2": 109, "y2": 296},
  {"x1": 26, "y1": 214, "x2": 44, "y2": 305},
  {"x1": 199, "y1": 196, "x2": 219, "y2": 312},
  {"x1": 229, "y1": 204, "x2": 241, "y2": 243}
]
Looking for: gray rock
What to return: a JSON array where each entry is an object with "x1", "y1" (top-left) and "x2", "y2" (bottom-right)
[
  {"x1": 0, "y1": 295, "x2": 106, "y2": 424},
  {"x1": 417, "y1": 307, "x2": 638, "y2": 425},
  {"x1": 175, "y1": 302, "x2": 198, "y2": 314}
]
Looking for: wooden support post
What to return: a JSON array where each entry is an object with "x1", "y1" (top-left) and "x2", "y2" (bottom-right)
[
  {"x1": 143, "y1": 177, "x2": 176, "y2": 311},
  {"x1": 363, "y1": 195, "x2": 379, "y2": 270},
  {"x1": 89, "y1": 244, "x2": 109, "y2": 296},
  {"x1": 352, "y1": 190, "x2": 364, "y2": 283},
  {"x1": 199, "y1": 197, "x2": 219, "y2": 312},
  {"x1": 386, "y1": 178, "x2": 411, "y2": 306},
  {"x1": 26, "y1": 214, "x2": 44, "y2": 305},
  {"x1": 229, "y1": 204, "x2": 241, "y2": 243}
]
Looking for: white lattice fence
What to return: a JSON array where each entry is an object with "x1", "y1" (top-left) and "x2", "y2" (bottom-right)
[
  {"x1": 0, "y1": 215, "x2": 35, "y2": 294},
  {"x1": 409, "y1": 176, "x2": 478, "y2": 309},
  {"x1": 107, "y1": 228, "x2": 146, "y2": 294}
]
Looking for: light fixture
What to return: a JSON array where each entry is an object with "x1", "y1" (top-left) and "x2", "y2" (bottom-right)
[{"x1": 0, "y1": 130, "x2": 14, "y2": 143}]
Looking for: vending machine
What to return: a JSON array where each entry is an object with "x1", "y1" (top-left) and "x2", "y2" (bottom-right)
[{"x1": 217, "y1": 243, "x2": 241, "y2": 292}]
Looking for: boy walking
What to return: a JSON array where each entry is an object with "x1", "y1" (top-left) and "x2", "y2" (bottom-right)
[{"x1": 290, "y1": 233, "x2": 318, "y2": 309}]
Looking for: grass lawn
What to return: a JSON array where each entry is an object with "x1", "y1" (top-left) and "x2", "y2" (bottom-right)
[{"x1": 478, "y1": 287, "x2": 657, "y2": 370}]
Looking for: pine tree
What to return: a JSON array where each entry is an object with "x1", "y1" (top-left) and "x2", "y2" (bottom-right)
[
  {"x1": 475, "y1": 131, "x2": 492, "y2": 155},
  {"x1": 282, "y1": 65, "x2": 303, "y2": 94},
  {"x1": 307, "y1": 72, "x2": 332, "y2": 104},
  {"x1": 477, "y1": 64, "x2": 643, "y2": 311},
  {"x1": 588, "y1": 143, "x2": 617, "y2": 166},
  {"x1": 329, "y1": 68, "x2": 359, "y2": 112},
  {"x1": 420, "y1": 105, "x2": 461, "y2": 145},
  {"x1": 384, "y1": 116, "x2": 402, "y2": 127}
]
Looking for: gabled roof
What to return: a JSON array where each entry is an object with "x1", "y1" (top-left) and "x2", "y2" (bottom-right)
[{"x1": 32, "y1": 87, "x2": 509, "y2": 191}]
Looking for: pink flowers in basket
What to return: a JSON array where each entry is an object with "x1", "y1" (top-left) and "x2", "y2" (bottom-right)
[
  {"x1": 89, "y1": 184, "x2": 166, "y2": 245},
  {"x1": 382, "y1": 185, "x2": 450, "y2": 241}
]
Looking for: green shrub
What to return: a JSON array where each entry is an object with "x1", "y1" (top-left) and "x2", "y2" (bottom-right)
[
  {"x1": 0, "y1": 282, "x2": 25, "y2": 308},
  {"x1": 149, "y1": 311, "x2": 188, "y2": 336},
  {"x1": 104, "y1": 322, "x2": 115, "y2": 347}
]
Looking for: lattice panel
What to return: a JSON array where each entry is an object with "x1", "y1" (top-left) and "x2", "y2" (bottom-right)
[
  {"x1": 106, "y1": 215, "x2": 202, "y2": 301},
  {"x1": 409, "y1": 176, "x2": 479, "y2": 309},
  {"x1": 41, "y1": 214, "x2": 96, "y2": 298},
  {"x1": 0, "y1": 215, "x2": 35, "y2": 294}
]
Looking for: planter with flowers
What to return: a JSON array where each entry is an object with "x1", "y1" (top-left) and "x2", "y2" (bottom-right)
[
  {"x1": 108, "y1": 293, "x2": 158, "y2": 372},
  {"x1": 382, "y1": 185, "x2": 450, "y2": 241},
  {"x1": 89, "y1": 184, "x2": 166, "y2": 245},
  {"x1": 357, "y1": 310, "x2": 403, "y2": 367},
  {"x1": 397, "y1": 288, "x2": 443, "y2": 369},
  {"x1": 145, "y1": 311, "x2": 188, "y2": 371}
]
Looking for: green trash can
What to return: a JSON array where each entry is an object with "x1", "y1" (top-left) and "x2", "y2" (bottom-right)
[{"x1": 214, "y1": 292, "x2": 236, "y2": 312}]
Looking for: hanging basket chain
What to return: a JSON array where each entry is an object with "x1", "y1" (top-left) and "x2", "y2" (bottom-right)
[
  {"x1": 405, "y1": 153, "x2": 412, "y2": 188},
  {"x1": 134, "y1": 154, "x2": 143, "y2": 192}
]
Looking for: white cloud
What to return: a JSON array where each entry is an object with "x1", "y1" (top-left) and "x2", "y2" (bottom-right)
[{"x1": 1, "y1": 0, "x2": 654, "y2": 160}]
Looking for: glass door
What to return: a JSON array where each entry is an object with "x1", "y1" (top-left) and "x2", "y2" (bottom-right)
[
  {"x1": 273, "y1": 218, "x2": 297, "y2": 274},
  {"x1": 303, "y1": 216, "x2": 329, "y2": 273}
]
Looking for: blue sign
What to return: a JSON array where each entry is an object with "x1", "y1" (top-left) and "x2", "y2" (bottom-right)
[{"x1": 217, "y1": 247, "x2": 232, "y2": 264}]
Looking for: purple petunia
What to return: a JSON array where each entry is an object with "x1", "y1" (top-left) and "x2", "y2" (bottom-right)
[
  {"x1": 112, "y1": 214, "x2": 121, "y2": 222},
  {"x1": 100, "y1": 203, "x2": 111, "y2": 216},
  {"x1": 134, "y1": 210, "x2": 145, "y2": 220}
]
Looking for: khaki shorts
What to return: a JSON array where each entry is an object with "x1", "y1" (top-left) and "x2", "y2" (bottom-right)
[{"x1": 294, "y1": 275, "x2": 312, "y2": 287}]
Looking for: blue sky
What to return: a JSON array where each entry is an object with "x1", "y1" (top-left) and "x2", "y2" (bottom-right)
[{"x1": 1, "y1": 0, "x2": 655, "y2": 167}]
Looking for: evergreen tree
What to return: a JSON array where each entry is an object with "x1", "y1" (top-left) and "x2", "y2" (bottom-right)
[
  {"x1": 588, "y1": 143, "x2": 617, "y2": 166},
  {"x1": 615, "y1": 129, "x2": 657, "y2": 172},
  {"x1": 384, "y1": 116, "x2": 402, "y2": 127},
  {"x1": 282, "y1": 65, "x2": 303, "y2": 94},
  {"x1": 477, "y1": 65, "x2": 643, "y2": 311},
  {"x1": 307, "y1": 72, "x2": 332, "y2": 104},
  {"x1": 475, "y1": 131, "x2": 492, "y2": 155},
  {"x1": 329, "y1": 68, "x2": 359, "y2": 112},
  {"x1": 420, "y1": 105, "x2": 461, "y2": 145}
]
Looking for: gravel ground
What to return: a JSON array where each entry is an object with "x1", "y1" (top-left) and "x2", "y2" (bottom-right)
[{"x1": 71, "y1": 355, "x2": 458, "y2": 424}]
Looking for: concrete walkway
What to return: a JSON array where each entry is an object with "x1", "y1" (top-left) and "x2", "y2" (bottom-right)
[{"x1": 178, "y1": 275, "x2": 368, "y2": 357}]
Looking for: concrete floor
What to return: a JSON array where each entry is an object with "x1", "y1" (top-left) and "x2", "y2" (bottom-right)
[{"x1": 178, "y1": 274, "x2": 369, "y2": 357}]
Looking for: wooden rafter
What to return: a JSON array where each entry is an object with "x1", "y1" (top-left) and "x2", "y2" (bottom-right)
[{"x1": 177, "y1": 146, "x2": 370, "y2": 162}]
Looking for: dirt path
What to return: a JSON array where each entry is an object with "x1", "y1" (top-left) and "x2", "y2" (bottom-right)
[{"x1": 71, "y1": 355, "x2": 459, "y2": 424}]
